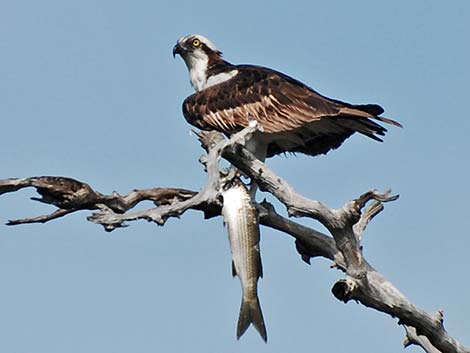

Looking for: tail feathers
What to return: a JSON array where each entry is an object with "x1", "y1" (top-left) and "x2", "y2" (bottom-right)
[
  {"x1": 374, "y1": 115, "x2": 403, "y2": 128},
  {"x1": 335, "y1": 118, "x2": 387, "y2": 142},
  {"x1": 350, "y1": 104, "x2": 403, "y2": 129},
  {"x1": 351, "y1": 104, "x2": 384, "y2": 115},
  {"x1": 355, "y1": 103, "x2": 384, "y2": 116},
  {"x1": 237, "y1": 297, "x2": 267, "y2": 342}
]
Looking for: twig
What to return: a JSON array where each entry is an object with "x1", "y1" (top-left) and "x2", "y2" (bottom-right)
[{"x1": 7, "y1": 209, "x2": 75, "y2": 225}]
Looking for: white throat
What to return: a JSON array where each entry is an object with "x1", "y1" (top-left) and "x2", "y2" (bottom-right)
[
  {"x1": 182, "y1": 53, "x2": 238, "y2": 92},
  {"x1": 182, "y1": 52, "x2": 209, "y2": 91}
]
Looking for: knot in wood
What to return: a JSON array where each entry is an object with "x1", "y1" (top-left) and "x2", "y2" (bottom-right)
[{"x1": 332, "y1": 278, "x2": 357, "y2": 303}]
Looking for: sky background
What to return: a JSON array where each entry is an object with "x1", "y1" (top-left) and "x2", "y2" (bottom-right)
[{"x1": 1, "y1": 1, "x2": 469, "y2": 352}]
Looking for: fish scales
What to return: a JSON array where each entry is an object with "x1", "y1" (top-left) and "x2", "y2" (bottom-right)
[{"x1": 222, "y1": 180, "x2": 267, "y2": 342}]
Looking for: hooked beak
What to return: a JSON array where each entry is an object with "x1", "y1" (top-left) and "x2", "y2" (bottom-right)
[{"x1": 172, "y1": 43, "x2": 184, "y2": 58}]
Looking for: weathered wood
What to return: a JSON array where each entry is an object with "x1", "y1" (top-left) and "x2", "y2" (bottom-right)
[
  {"x1": 404, "y1": 326, "x2": 442, "y2": 353},
  {"x1": 0, "y1": 125, "x2": 467, "y2": 353},
  {"x1": 0, "y1": 176, "x2": 200, "y2": 228}
]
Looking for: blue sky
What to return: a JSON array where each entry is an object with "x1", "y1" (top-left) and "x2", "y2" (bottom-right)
[{"x1": 1, "y1": 1, "x2": 469, "y2": 352}]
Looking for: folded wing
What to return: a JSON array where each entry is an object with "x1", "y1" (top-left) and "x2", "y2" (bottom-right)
[{"x1": 183, "y1": 65, "x2": 401, "y2": 157}]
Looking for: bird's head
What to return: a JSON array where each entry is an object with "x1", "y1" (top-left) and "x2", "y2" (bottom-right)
[
  {"x1": 173, "y1": 34, "x2": 225, "y2": 91},
  {"x1": 173, "y1": 34, "x2": 222, "y2": 61}
]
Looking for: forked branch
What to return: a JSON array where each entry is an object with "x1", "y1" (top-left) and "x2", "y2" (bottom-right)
[
  {"x1": 0, "y1": 176, "x2": 202, "y2": 229},
  {"x1": 1, "y1": 125, "x2": 467, "y2": 353}
]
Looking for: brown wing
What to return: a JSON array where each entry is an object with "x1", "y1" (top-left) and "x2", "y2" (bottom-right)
[{"x1": 183, "y1": 65, "x2": 401, "y2": 156}]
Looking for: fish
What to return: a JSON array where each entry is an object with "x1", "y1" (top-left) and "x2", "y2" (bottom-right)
[{"x1": 222, "y1": 179, "x2": 267, "y2": 342}]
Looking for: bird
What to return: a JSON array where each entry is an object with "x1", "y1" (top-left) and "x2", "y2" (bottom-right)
[
  {"x1": 173, "y1": 34, "x2": 401, "y2": 342},
  {"x1": 173, "y1": 34, "x2": 401, "y2": 162}
]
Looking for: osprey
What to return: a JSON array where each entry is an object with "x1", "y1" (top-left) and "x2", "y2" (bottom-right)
[
  {"x1": 173, "y1": 34, "x2": 401, "y2": 342},
  {"x1": 173, "y1": 34, "x2": 401, "y2": 161}
]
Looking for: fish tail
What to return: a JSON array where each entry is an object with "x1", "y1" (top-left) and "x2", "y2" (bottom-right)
[{"x1": 237, "y1": 297, "x2": 267, "y2": 342}]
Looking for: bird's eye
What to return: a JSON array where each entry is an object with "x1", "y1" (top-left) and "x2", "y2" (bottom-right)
[{"x1": 192, "y1": 39, "x2": 201, "y2": 47}]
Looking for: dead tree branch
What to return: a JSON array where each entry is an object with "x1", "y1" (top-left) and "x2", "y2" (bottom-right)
[
  {"x1": 1, "y1": 125, "x2": 468, "y2": 353},
  {"x1": 0, "y1": 176, "x2": 201, "y2": 229},
  {"x1": 219, "y1": 132, "x2": 468, "y2": 353}
]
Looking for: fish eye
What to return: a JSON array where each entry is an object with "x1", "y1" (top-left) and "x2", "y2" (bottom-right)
[{"x1": 192, "y1": 39, "x2": 201, "y2": 47}]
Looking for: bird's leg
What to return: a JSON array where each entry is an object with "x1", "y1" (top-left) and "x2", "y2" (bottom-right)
[
  {"x1": 220, "y1": 131, "x2": 267, "y2": 200},
  {"x1": 244, "y1": 136, "x2": 267, "y2": 202},
  {"x1": 220, "y1": 166, "x2": 258, "y2": 201},
  {"x1": 248, "y1": 179, "x2": 259, "y2": 201},
  {"x1": 219, "y1": 166, "x2": 240, "y2": 192}
]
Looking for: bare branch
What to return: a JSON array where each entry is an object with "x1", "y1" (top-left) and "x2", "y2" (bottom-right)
[
  {"x1": 0, "y1": 126, "x2": 259, "y2": 229},
  {"x1": 354, "y1": 188, "x2": 398, "y2": 211},
  {"x1": 353, "y1": 200, "x2": 383, "y2": 241},
  {"x1": 349, "y1": 189, "x2": 399, "y2": 241},
  {"x1": 221, "y1": 141, "x2": 336, "y2": 225},
  {"x1": 87, "y1": 123, "x2": 259, "y2": 230},
  {"x1": 219, "y1": 140, "x2": 468, "y2": 353},
  {"x1": 257, "y1": 200, "x2": 345, "y2": 269},
  {"x1": 0, "y1": 177, "x2": 98, "y2": 209},
  {"x1": 404, "y1": 325, "x2": 442, "y2": 353},
  {"x1": 0, "y1": 176, "x2": 205, "y2": 227},
  {"x1": 1, "y1": 126, "x2": 468, "y2": 353},
  {"x1": 7, "y1": 208, "x2": 76, "y2": 225}
]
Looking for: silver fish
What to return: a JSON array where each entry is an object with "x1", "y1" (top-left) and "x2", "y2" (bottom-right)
[{"x1": 222, "y1": 180, "x2": 267, "y2": 342}]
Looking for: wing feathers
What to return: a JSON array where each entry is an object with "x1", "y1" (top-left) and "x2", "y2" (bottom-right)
[{"x1": 182, "y1": 65, "x2": 401, "y2": 157}]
